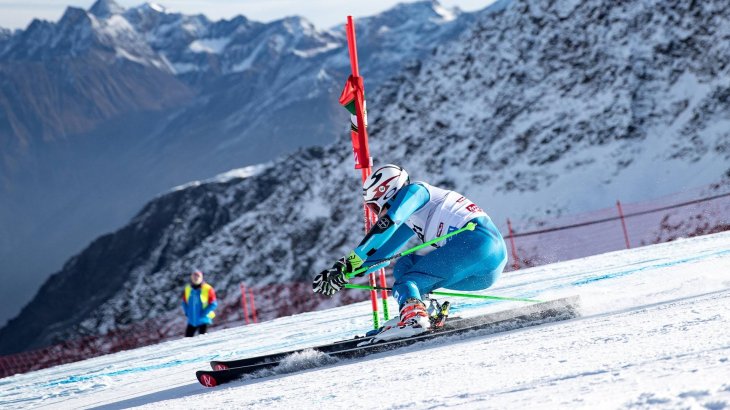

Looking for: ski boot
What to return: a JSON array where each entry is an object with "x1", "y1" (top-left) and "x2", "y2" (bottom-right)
[
  {"x1": 371, "y1": 298, "x2": 431, "y2": 342},
  {"x1": 425, "y1": 297, "x2": 451, "y2": 329}
]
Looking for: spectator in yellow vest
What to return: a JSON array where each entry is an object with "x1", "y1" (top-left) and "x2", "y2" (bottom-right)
[{"x1": 181, "y1": 270, "x2": 218, "y2": 337}]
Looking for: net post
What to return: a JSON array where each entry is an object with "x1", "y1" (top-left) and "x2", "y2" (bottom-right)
[{"x1": 507, "y1": 218, "x2": 520, "y2": 270}]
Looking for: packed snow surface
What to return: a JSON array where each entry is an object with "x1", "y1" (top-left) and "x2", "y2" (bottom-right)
[{"x1": 1, "y1": 232, "x2": 729, "y2": 409}]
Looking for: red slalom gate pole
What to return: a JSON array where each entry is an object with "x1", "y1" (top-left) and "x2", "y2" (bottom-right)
[
  {"x1": 507, "y1": 218, "x2": 520, "y2": 270},
  {"x1": 616, "y1": 200, "x2": 631, "y2": 249},
  {"x1": 248, "y1": 288, "x2": 258, "y2": 324},
  {"x1": 240, "y1": 284, "x2": 250, "y2": 325},
  {"x1": 344, "y1": 16, "x2": 388, "y2": 328}
]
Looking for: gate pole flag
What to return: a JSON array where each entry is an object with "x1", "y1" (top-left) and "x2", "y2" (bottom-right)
[
  {"x1": 341, "y1": 17, "x2": 371, "y2": 170},
  {"x1": 340, "y1": 16, "x2": 390, "y2": 328}
]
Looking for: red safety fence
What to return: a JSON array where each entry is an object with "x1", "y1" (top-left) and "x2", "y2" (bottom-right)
[
  {"x1": 2, "y1": 183, "x2": 728, "y2": 378},
  {"x1": 0, "y1": 282, "x2": 367, "y2": 379},
  {"x1": 502, "y1": 184, "x2": 730, "y2": 269}
]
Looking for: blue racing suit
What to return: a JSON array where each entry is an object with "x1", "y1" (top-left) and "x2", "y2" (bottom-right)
[{"x1": 352, "y1": 183, "x2": 507, "y2": 307}]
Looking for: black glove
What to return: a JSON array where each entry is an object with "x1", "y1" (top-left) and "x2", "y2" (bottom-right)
[{"x1": 312, "y1": 267, "x2": 349, "y2": 296}]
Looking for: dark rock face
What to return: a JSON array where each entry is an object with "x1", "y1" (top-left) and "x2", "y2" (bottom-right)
[{"x1": 0, "y1": 58, "x2": 192, "y2": 154}]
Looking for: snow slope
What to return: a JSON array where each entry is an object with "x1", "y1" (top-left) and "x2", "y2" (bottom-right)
[{"x1": 1, "y1": 231, "x2": 729, "y2": 409}]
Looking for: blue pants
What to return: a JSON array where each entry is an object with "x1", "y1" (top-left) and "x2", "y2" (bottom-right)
[{"x1": 392, "y1": 217, "x2": 508, "y2": 307}]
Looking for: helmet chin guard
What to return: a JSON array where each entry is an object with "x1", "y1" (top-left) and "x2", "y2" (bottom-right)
[{"x1": 363, "y1": 164, "x2": 409, "y2": 214}]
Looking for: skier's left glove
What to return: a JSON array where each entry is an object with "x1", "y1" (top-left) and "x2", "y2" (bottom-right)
[{"x1": 312, "y1": 267, "x2": 349, "y2": 296}]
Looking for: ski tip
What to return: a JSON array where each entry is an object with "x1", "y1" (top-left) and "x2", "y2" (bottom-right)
[
  {"x1": 210, "y1": 361, "x2": 229, "y2": 371},
  {"x1": 196, "y1": 371, "x2": 219, "y2": 388}
]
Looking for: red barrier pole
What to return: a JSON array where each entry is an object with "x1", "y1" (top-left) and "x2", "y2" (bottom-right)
[
  {"x1": 248, "y1": 288, "x2": 258, "y2": 324},
  {"x1": 240, "y1": 283, "x2": 250, "y2": 325},
  {"x1": 616, "y1": 200, "x2": 631, "y2": 249},
  {"x1": 345, "y1": 16, "x2": 385, "y2": 328},
  {"x1": 507, "y1": 218, "x2": 520, "y2": 270}
]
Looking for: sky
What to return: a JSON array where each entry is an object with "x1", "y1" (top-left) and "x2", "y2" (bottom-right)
[{"x1": 0, "y1": 0, "x2": 493, "y2": 31}]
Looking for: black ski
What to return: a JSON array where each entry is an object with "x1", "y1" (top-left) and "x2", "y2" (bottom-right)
[
  {"x1": 196, "y1": 296, "x2": 580, "y2": 387},
  {"x1": 209, "y1": 300, "x2": 455, "y2": 371},
  {"x1": 209, "y1": 335, "x2": 373, "y2": 371}
]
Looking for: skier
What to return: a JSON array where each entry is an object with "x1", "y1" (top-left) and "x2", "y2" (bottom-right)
[
  {"x1": 182, "y1": 270, "x2": 218, "y2": 337},
  {"x1": 313, "y1": 164, "x2": 508, "y2": 340}
]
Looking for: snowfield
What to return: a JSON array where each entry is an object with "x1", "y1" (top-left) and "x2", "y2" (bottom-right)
[{"x1": 1, "y1": 232, "x2": 729, "y2": 409}]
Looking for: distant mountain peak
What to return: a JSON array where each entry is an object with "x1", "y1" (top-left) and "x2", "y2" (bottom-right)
[
  {"x1": 89, "y1": 0, "x2": 126, "y2": 18},
  {"x1": 431, "y1": 1, "x2": 460, "y2": 21},
  {"x1": 275, "y1": 15, "x2": 317, "y2": 35},
  {"x1": 387, "y1": 0, "x2": 459, "y2": 18},
  {"x1": 58, "y1": 6, "x2": 93, "y2": 29},
  {"x1": 352, "y1": 0, "x2": 463, "y2": 36},
  {"x1": 139, "y1": 2, "x2": 166, "y2": 14}
]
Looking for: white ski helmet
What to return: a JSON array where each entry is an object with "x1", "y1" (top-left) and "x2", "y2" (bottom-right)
[{"x1": 363, "y1": 164, "x2": 409, "y2": 214}]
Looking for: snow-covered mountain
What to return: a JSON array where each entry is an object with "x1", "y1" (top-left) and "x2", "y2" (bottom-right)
[
  {"x1": 2, "y1": 0, "x2": 729, "y2": 354},
  {"x1": 372, "y1": 0, "x2": 730, "y2": 222},
  {"x1": 0, "y1": 0, "x2": 471, "y2": 331},
  {"x1": 2, "y1": 5, "x2": 165, "y2": 68},
  {"x1": 0, "y1": 0, "x2": 469, "y2": 171},
  {"x1": 0, "y1": 13, "x2": 189, "y2": 155}
]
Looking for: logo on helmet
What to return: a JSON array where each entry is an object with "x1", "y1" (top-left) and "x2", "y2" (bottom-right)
[{"x1": 370, "y1": 176, "x2": 398, "y2": 201}]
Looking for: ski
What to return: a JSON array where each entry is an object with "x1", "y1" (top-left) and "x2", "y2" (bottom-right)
[
  {"x1": 209, "y1": 301, "x2": 456, "y2": 371},
  {"x1": 209, "y1": 335, "x2": 373, "y2": 371},
  {"x1": 196, "y1": 296, "x2": 580, "y2": 387}
]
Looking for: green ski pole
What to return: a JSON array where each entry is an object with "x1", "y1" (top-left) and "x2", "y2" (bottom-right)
[{"x1": 344, "y1": 284, "x2": 543, "y2": 303}]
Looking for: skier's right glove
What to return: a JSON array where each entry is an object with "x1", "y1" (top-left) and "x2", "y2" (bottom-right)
[{"x1": 312, "y1": 267, "x2": 349, "y2": 296}]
